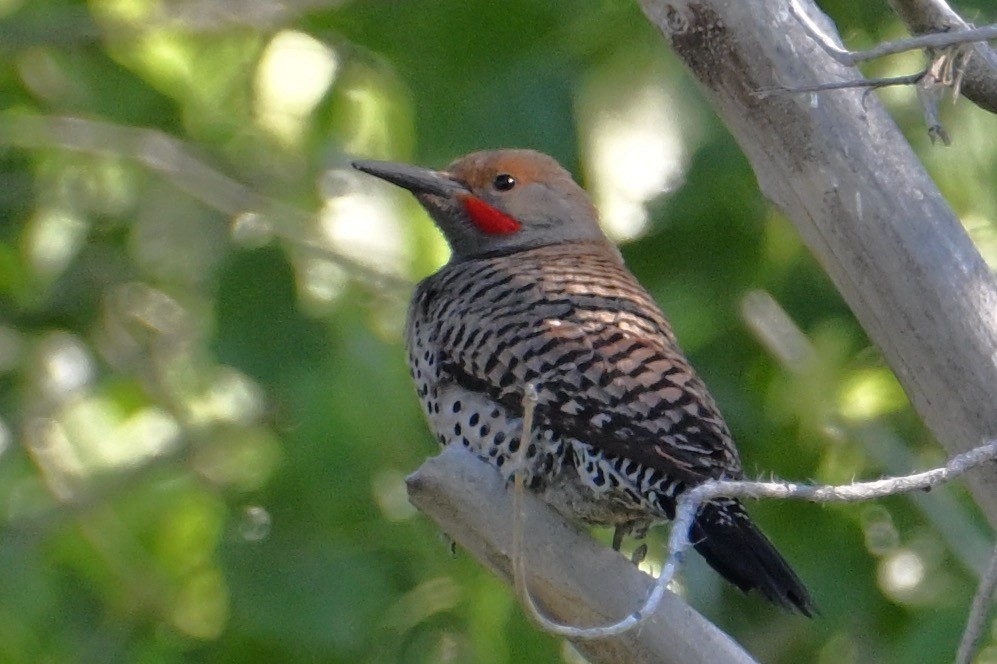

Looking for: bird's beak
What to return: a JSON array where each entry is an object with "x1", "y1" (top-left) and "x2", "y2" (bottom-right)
[{"x1": 352, "y1": 160, "x2": 467, "y2": 199}]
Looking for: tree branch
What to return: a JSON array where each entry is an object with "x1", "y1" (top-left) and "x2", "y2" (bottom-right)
[
  {"x1": 636, "y1": 0, "x2": 997, "y2": 531},
  {"x1": 406, "y1": 445, "x2": 759, "y2": 664},
  {"x1": 786, "y1": 0, "x2": 997, "y2": 69},
  {"x1": 958, "y1": 542, "x2": 997, "y2": 664},
  {"x1": 887, "y1": 0, "x2": 997, "y2": 114}
]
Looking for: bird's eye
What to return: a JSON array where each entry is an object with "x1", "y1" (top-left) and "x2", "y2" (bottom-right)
[{"x1": 493, "y1": 173, "x2": 516, "y2": 191}]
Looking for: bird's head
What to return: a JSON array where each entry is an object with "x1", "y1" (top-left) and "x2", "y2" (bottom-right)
[{"x1": 352, "y1": 149, "x2": 607, "y2": 260}]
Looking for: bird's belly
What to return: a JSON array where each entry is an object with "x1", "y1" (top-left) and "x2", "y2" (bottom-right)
[
  {"x1": 417, "y1": 382, "x2": 677, "y2": 531},
  {"x1": 421, "y1": 382, "x2": 565, "y2": 485},
  {"x1": 567, "y1": 445, "x2": 685, "y2": 525}
]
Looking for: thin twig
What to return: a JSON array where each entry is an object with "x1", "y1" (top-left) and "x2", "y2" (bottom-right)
[
  {"x1": 957, "y1": 543, "x2": 997, "y2": 664},
  {"x1": 774, "y1": 0, "x2": 996, "y2": 139},
  {"x1": 917, "y1": 61, "x2": 953, "y2": 144},
  {"x1": 790, "y1": 0, "x2": 997, "y2": 66},
  {"x1": 755, "y1": 72, "x2": 924, "y2": 98},
  {"x1": 888, "y1": 0, "x2": 997, "y2": 114}
]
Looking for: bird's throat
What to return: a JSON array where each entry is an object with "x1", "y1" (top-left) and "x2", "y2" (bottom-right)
[{"x1": 459, "y1": 195, "x2": 521, "y2": 235}]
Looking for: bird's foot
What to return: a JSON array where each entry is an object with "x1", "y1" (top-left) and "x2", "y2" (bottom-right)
[
  {"x1": 613, "y1": 521, "x2": 651, "y2": 565},
  {"x1": 438, "y1": 532, "x2": 457, "y2": 557},
  {"x1": 612, "y1": 525, "x2": 626, "y2": 551}
]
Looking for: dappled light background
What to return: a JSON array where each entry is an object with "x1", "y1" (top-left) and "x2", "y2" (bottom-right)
[{"x1": 1, "y1": 0, "x2": 996, "y2": 662}]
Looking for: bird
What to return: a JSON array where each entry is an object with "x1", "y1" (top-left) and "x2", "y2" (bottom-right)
[{"x1": 352, "y1": 149, "x2": 814, "y2": 615}]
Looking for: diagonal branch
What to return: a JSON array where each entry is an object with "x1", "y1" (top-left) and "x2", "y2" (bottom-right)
[
  {"x1": 637, "y1": 0, "x2": 997, "y2": 530},
  {"x1": 775, "y1": 0, "x2": 997, "y2": 137},
  {"x1": 406, "y1": 444, "x2": 760, "y2": 664},
  {"x1": 789, "y1": 0, "x2": 997, "y2": 67},
  {"x1": 958, "y1": 543, "x2": 997, "y2": 664}
]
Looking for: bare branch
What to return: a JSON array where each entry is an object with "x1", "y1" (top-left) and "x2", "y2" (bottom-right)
[
  {"x1": 791, "y1": 0, "x2": 997, "y2": 67},
  {"x1": 770, "y1": 0, "x2": 997, "y2": 137},
  {"x1": 958, "y1": 543, "x2": 997, "y2": 664},
  {"x1": 637, "y1": 0, "x2": 997, "y2": 534},
  {"x1": 888, "y1": 0, "x2": 997, "y2": 114},
  {"x1": 406, "y1": 445, "x2": 759, "y2": 664},
  {"x1": 755, "y1": 72, "x2": 924, "y2": 97}
]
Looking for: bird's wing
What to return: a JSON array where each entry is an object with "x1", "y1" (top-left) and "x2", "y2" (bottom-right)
[{"x1": 441, "y1": 312, "x2": 743, "y2": 483}]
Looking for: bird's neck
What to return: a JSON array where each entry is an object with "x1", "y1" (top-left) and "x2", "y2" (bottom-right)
[{"x1": 447, "y1": 237, "x2": 619, "y2": 265}]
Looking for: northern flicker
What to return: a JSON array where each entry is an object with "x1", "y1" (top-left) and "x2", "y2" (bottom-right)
[{"x1": 353, "y1": 149, "x2": 814, "y2": 615}]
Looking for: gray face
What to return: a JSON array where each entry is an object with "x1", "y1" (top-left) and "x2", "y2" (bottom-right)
[{"x1": 353, "y1": 149, "x2": 609, "y2": 261}]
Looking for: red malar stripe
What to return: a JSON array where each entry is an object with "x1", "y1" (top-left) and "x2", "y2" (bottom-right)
[{"x1": 459, "y1": 195, "x2": 521, "y2": 235}]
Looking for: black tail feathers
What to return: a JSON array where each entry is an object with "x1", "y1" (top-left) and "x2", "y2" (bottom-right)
[{"x1": 691, "y1": 499, "x2": 815, "y2": 617}]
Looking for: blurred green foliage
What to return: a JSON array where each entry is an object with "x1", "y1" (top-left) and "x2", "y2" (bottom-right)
[{"x1": 0, "y1": 0, "x2": 995, "y2": 662}]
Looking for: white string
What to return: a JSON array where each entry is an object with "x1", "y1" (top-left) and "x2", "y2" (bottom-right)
[{"x1": 509, "y1": 413, "x2": 997, "y2": 640}]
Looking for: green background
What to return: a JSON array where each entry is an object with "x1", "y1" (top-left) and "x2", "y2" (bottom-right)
[{"x1": 1, "y1": 0, "x2": 996, "y2": 662}]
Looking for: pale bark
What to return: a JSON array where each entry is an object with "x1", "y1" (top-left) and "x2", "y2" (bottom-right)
[
  {"x1": 887, "y1": 0, "x2": 997, "y2": 114},
  {"x1": 406, "y1": 445, "x2": 759, "y2": 664},
  {"x1": 637, "y1": 0, "x2": 997, "y2": 528}
]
